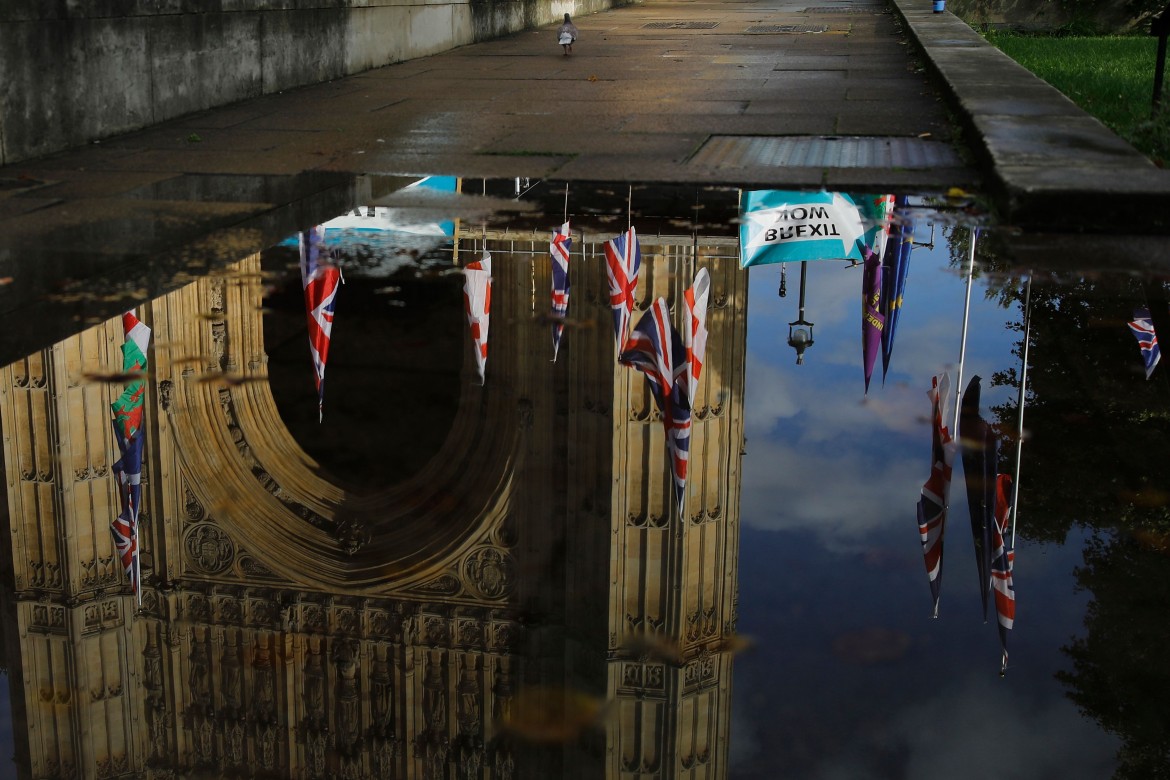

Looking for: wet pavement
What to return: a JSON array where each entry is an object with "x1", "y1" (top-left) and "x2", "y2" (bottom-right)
[
  {"x1": 3, "y1": 0, "x2": 968, "y2": 190},
  {"x1": 0, "y1": 0, "x2": 984, "y2": 366},
  {"x1": 4, "y1": 0, "x2": 1170, "y2": 365}
]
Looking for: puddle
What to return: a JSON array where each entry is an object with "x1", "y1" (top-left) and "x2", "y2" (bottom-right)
[{"x1": 2, "y1": 175, "x2": 1165, "y2": 778}]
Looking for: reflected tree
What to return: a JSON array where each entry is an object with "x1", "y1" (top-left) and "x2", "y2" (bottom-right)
[
  {"x1": 1056, "y1": 532, "x2": 1170, "y2": 779},
  {"x1": 956, "y1": 224, "x2": 1170, "y2": 778},
  {"x1": 978, "y1": 268, "x2": 1170, "y2": 543}
]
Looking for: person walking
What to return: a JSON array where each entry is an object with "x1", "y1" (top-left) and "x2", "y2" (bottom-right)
[{"x1": 557, "y1": 13, "x2": 579, "y2": 56}]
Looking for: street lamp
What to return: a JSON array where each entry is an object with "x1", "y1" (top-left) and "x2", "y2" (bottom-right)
[{"x1": 786, "y1": 261, "x2": 814, "y2": 364}]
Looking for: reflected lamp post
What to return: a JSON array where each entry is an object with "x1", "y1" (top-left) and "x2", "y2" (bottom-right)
[{"x1": 787, "y1": 261, "x2": 814, "y2": 364}]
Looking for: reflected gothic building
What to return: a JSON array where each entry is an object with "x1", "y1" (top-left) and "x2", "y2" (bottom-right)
[{"x1": 0, "y1": 228, "x2": 747, "y2": 779}]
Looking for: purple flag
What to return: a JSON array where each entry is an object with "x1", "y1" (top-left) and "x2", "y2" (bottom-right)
[
  {"x1": 880, "y1": 197, "x2": 914, "y2": 382},
  {"x1": 861, "y1": 247, "x2": 885, "y2": 394}
]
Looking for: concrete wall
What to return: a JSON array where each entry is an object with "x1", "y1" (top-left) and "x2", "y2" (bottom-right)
[{"x1": 0, "y1": 0, "x2": 617, "y2": 166}]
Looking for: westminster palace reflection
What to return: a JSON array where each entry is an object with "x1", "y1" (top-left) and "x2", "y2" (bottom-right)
[{"x1": 0, "y1": 220, "x2": 747, "y2": 779}]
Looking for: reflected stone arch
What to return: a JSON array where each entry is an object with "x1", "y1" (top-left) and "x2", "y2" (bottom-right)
[
  {"x1": 0, "y1": 231, "x2": 747, "y2": 780},
  {"x1": 153, "y1": 253, "x2": 527, "y2": 593}
]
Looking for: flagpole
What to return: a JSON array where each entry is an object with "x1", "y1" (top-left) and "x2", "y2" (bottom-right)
[
  {"x1": 953, "y1": 227, "x2": 977, "y2": 431},
  {"x1": 1010, "y1": 275, "x2": 1032, "y2": 548},
  {"x1": 137, "y1": 544, "x2": 143, "y2": 607}
]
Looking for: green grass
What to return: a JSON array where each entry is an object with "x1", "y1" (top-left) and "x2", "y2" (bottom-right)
[{"x1": 983, "y1": 31, "x2": 1170, "y2": 165}]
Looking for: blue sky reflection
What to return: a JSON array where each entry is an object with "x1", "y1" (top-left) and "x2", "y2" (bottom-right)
[{"x1": 731, "y1": 225, "x2": 1119, "y2": 777}]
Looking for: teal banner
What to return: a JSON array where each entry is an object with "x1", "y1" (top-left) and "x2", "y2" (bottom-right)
[{"x1": 739, "y1": 190, "x2": 891, "y2": 267}]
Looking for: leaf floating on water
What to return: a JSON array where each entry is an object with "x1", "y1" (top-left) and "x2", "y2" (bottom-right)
[
  {"x1": 620, "y1": 630, "x2": 682, "y2": 664},
  {"x1": 831, "y1": 627, "x2": 912, "y2": 665},
  {"x1": 710, "y1": 632, "x2": 756, "y2": 656},
  {"x1": 82, "y1": 371, "x2": 149, "y2": 384},
  {"x1": 531, "y1": 312, "x2": 596, "y2": 330},
  {"x1": 501, "y1": 686, "x2": 608, "y2": 744},
  {"x1": 194, "y1": 372, "x2": 268, "y2": 387}
]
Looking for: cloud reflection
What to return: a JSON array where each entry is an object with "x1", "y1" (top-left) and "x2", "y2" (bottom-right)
[
  {"x1": 741, "y1": 434, "x2": 922, "y2": 550},
  {"x1": 741, "y1": 228, "x2": 1023, "y2": 552},
  {"x1": 817, "y1": 674, "x2": 1118, "y2": 780}
]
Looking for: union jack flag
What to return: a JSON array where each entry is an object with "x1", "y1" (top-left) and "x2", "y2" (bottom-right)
[
  {"x1": 1128, "y1": 307, "x2": 1161, "y2": 379},
  {"x1": 619, "y1": 298, "x2": 691, "y2": 516},
  {"x1": 605, "y1": 227, "x2": 642, "y2": 352},
  {"x1": 917, "y1": 373, "x2": 955, "y2": 618},
  {"x1": 991, "y1": 473, "x2": 1015, "y2": 675},
  {"x1": 300, "y1": 226, "x2": 342, "y2": 422},
  {"x1": 463, "y1": 251, "x2": 492, "y2": 384},
  {"x1": 684, "y1": 268, "x2": 711, "y2": 401},
  {"x1": 110, "y1": 311, "x2": 151, "y2": 604},
  {"x1": 550, "y1": 222, "x2": 572, "y2": 362}
]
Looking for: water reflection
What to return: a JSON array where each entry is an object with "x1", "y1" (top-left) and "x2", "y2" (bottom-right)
[
  {"x1": 0, "y1": 182, "x2": 748, "y2": 778},
  {"x1": 1, "y1": 178, "x2": 1168, "y2": 779}
]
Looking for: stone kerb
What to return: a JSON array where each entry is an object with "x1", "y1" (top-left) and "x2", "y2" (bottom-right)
[{"x1": 892, "y1": 0, "x2": 1170, "y2": 233}]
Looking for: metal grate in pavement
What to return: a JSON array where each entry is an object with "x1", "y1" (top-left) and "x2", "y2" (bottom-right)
[
  {"x1": 802, "y1": 6, "x2": 885, "y2": 11},
  {"x1": 642, "y1": 21, "x2": 720, "y2": 29},
  {"x1": 688, "y1": 135, "x2": 961, "y2": 169},
  {"x1": 746, "y1": 24, "x2": 830, "y2": 33}
]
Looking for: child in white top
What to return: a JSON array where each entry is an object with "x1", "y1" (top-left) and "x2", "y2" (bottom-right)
[{"x1": 557, "y1": 13, "x2": 579, "y2": 56}]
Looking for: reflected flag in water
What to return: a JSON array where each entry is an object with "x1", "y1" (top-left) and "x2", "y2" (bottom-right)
[
  {"x1": 738, "y1": 190, "x2": 890, "y2": 266},
  {"x1": 619, "y1": 298, "x2": 691, "y2": 516},
  {"x1": 861, "y1": 247, "x2": 885, "y2": 393},
  {"x1": 550, "y1": 221, "x2": 572, "y2": 361},
  {"x1": 1128, "y1": 308, "x2": 1161, "y2": 379},
  {"x1": 959, "y1": 375, "x2": 996, "y2": 622},
  {"x1": 110, "y1": 311, "x2": 151, "y2": 604},
  {"x1": 684, "y1": 267, "x2": 711, "y2": 401},
  {"x1": 991, "y1": 473, "x2": 1016, "y2": 675},
  {"x1": 917, "y1": 373, "x2": 955, "y2": 618},
  {"x1": 880, "y1": 198, "x2": 914, "y2": 382},
  {"x1": 300, "y1": 226, "x2": 342, "y2": 422},
  {"x1": 463, "y1": 251, "x2": 492, "y2": 384},
  {"x1": 605, "y1": 227, "x2": 642, "y2": 351}
]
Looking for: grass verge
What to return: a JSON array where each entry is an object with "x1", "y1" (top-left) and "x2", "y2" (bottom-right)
[{"x1": 983, "y1": 31, "x2": 1170, "y2": 166}]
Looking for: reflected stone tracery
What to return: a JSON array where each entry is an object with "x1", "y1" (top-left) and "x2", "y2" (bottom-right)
[{"x1": 0, "y1": 219, "x2": 747, "y2": 779}]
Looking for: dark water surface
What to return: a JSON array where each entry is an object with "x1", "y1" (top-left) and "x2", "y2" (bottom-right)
[{"x1": 2, "y1": 177, "x2": 1168, "y2": 779}]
